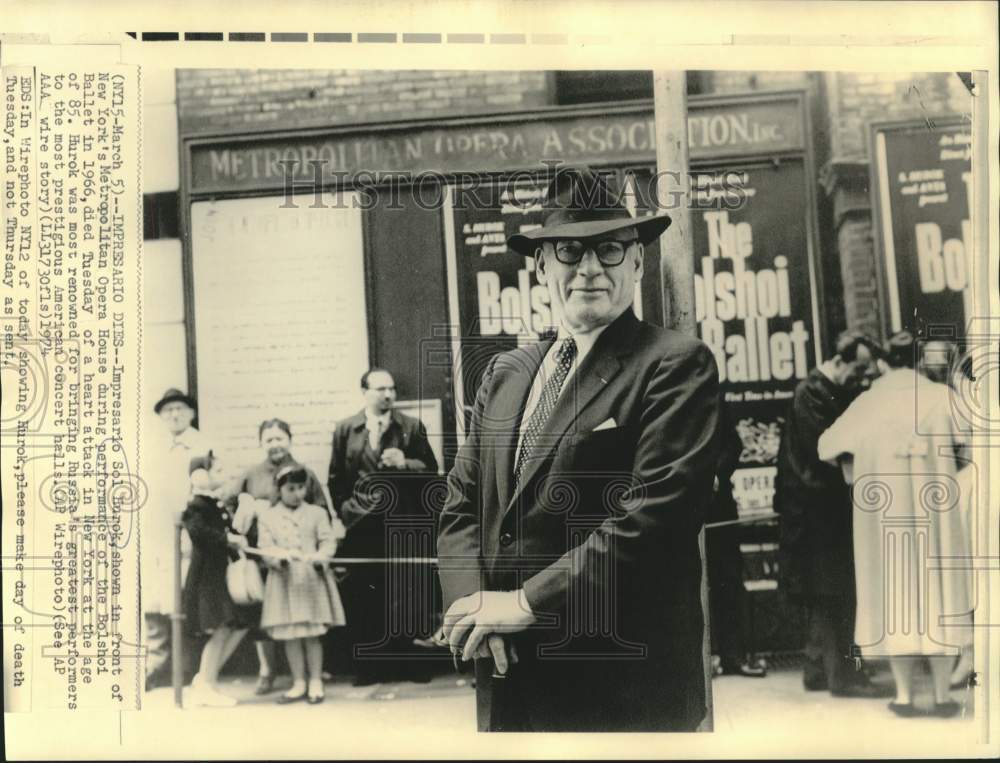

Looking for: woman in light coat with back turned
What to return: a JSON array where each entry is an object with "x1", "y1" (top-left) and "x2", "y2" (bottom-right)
[{"x1": 819, "y1": 331, "x2": 972, "y2": 719}]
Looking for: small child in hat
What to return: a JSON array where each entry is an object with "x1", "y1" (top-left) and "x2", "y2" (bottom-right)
[
  {"x1": 258, "y1": 465, "x2": 346, "y2": 704},
  {"x1": 182, "y1": 452, "x2": 253, "y2": 707}
]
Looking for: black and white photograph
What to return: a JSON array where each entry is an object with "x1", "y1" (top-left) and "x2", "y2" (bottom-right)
[
  {"x1": 1, "y1": 1, "x2": 997, "y2": 759},
  {"x1": 141, "y1": 64, "x2": 985, "y2": 731}
]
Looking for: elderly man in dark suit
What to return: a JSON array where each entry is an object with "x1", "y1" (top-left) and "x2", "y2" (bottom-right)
[{"x1": 437, "y1": 168, "x2": 721, "y2": 732}]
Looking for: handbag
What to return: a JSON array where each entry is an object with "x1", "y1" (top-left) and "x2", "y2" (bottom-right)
[{"x1": 226, "y1": 548, "x2": 264, "y2": 605}]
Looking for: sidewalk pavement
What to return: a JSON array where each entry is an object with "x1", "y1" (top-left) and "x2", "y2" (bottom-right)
[
  {"x1": 137, "y1": 665, "x2": 978, "y2": 758},
  {"x1": 711, "y1": 664, "x2": 976, "y2": 755}
]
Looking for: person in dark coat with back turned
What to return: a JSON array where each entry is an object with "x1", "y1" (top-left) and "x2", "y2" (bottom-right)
[
  {"x1": 438, "y1": 167, "x2": 721, "y2": 732},
  {"x1": 774, "y1": 330, "x2": 889, "y2": 697},
  {"x1": 182, "y1": 452, "x2": 254, "y2": 707}
]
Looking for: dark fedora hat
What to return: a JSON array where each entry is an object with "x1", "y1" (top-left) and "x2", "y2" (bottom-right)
[
  {"x1": 507, "y1": 165, "x2": 671, "y2": 256},
  {"x1": 154, "y1": 387, "x2": 197, "y2": 414}
]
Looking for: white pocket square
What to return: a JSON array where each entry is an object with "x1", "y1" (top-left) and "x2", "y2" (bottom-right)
[{"x1": 592, "y1": 418, "x2": 618, "y2": 432}]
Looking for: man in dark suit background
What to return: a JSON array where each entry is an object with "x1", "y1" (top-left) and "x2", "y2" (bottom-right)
[
  {"x1": 773, "y1": 331, "x2": 888, "y2": 698},
  {"x1": 328, "y1": 368, "x2": 438, "y2": 685},
  {"x1": 437, "y1": 168, "x2": 721, "y2": 731}
]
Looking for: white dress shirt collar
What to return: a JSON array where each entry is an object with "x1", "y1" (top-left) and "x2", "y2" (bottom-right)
[
  {"x1": 365, "y1": 409, "x2": 391, "y2": 431},
  {"x1": 365, "y1": 409, "x2": 391, "y2": 451},
  {"x1": 555, "y1": 320, "x2": 608, "y2": 364},
  {"x1": 169, "y1": 425, "x2": 205, "y2": 450}
]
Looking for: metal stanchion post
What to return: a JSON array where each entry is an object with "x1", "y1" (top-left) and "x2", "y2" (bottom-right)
[{"x1": 171, "y1": 515, "x2": 185, "y2": 708}]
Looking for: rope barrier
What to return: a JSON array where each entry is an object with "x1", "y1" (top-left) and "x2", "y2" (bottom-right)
[
  {"x1": 168, "y1": 506, "x2": 780, "y2": 705},
  {"x1": 704, "y1": 511, "x2": 778, "y2": 530},
  {"x1": 241, "y1": 546, "x2": 439, "y2": 565},
  {"x1": 236, "y1": 511, "x2": 777, "y2": 568}
]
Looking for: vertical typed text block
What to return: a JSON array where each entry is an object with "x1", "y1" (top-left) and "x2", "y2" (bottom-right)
[{"x1": 2, "y1": 65, "x2": 142, "y2": 711}]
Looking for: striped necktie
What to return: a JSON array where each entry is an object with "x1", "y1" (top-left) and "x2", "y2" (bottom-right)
[{"x1": 513, "y1": 337, "x2": 578, "y2": 490}]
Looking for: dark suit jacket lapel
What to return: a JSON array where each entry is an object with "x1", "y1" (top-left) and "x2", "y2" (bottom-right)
[
  {"x1": 494, "y1": 339, "x2": 551, "y2": 512},
  {"x1": 503, "y1": 311, "x2": 637, "y2": 516}
]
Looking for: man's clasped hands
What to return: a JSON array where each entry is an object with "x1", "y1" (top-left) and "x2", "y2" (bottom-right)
[{"x1": 439, "y1": 589, "x2": 537, "y2": 676}]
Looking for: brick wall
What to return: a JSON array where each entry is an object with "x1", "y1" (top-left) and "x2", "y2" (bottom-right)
[
  {"x1": 823, "y1": 72, "x2": 972, "y2": 338},
  {"x1": 706, "y1": 70, "x2": 974, "y2": 343},
  {"x1": 173, "y1": 68, "x2": 975, "y2": 344},
  {"x1": 828, "y1": 71, "x2": 971, "y2": 161},
  {"x1": 176, "y1": 69, "x2": 553, "y2": 134},
  {"x1": 836, "y1": 216, "x2": 881, "y2": 339},
  {"x1": 708, "y1": 70, "x2": 812, "y2": 94}
]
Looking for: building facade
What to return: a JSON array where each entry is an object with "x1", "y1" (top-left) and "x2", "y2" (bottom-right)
[
  {"x1": 142, "y1": 68, "x2": 973, "y2": 655},
  {"x1": 144, "y1": 67, "x2": 971, "y2": 462}
]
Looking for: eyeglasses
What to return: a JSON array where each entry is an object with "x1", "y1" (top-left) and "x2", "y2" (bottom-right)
[{"x1": 553, "y1": 239, "x2": 637, "y2": 267}]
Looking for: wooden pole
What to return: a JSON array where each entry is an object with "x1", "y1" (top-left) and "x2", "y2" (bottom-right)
[
  {"x1": 653, "y1": 70, "x2": 714, "y2": 732},
  {"x1": 654, "y1": 72, "x2": 697, "y2": 332}
]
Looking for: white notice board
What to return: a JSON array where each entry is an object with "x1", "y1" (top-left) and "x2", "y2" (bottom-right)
[{"x1": 190, "y1": 193, "x2": 368, "y2": 480}]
